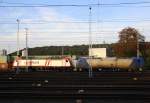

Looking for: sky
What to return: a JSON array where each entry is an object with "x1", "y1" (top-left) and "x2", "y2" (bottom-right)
[{"x1": 0, "y1": 0, "x2": 150, "y2": 53}]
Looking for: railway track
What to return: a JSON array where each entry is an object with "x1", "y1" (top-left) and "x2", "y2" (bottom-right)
[{"x1": 0, "y1": 71, "x2": 149, "y2": 99}]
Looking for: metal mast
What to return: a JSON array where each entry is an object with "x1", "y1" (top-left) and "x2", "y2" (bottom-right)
[
  {"x1": 137, "y1": 34, "x2": 140, "y2": 59},
  {"x1": 89, "y1": 6, "x2": 93, "y2": 78},
  {"x1": 25, "y1": 28, "x2": 29, "y2": 72},
  {"x1": 62, "y1": 46, "x2": 64, "y2": 57},
  {"x1": 17, "y1": 19, "x2": 20, "y2": 56},
  {"x1": 16, "y1": 19, "x2": 20, "y2": 74}
]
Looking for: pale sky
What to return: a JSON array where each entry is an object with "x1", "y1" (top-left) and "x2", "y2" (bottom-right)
[{"x1": 0, "y1": 0, "x2": 150, "y2": 53}]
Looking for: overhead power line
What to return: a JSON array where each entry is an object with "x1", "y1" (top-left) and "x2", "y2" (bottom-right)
[
  {"x1": 2, "y1": 1, "x2": 150, "y2": 5},
  {"x1": 1, "y1": 1, "x2": 150, "y2": 7},
  {"x1": 1, "y1": 19, "x2": 150, "y2": 24},
  {"x1": 1, "y1": 5, "x2": 150, "y2": 8}
]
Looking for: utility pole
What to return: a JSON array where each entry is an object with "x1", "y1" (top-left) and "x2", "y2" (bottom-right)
[
  {"x1": 137, "y1": 34, "x2": 140, "y2": 59},
  {"x1": 16, "y1": 19, "x2": 20, "y2": 74},
  {"x1": 25, "y1": 28, "x2": 28, "y2": 72},
  {"x1": 17, "y1": 19, "x2": 20, "y2": 56},
  {"x1": 137, "y1": 33, "x2": 143, "y2": 71},
  {"x1": 62, "y1": 46, "x2": 64, "y2": 57},
  {"x1": 88, "y1": 6, "x2": 93, "y2": 78},
  {"x1": 7, "y1": 44, "x2": 10, "y2": 54}
]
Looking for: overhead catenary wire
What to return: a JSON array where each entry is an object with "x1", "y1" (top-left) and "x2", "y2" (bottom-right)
[
  {"x1": 1, "y1": 19, "x2": 150, "y2": 24},
  {"x1": 1, "y1": 1, "x2": 150, "y2": 7},
  {"x1": 3, "y1": 1, "x2": 150, "y2": 5},
  {"x1": 2, "y1": 1, "x2": 150, "y2": 5}
]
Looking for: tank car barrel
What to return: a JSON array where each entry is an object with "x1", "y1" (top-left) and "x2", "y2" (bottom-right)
[{"x1": 76, "y1": 57, "x2": 144, "y2": 71}]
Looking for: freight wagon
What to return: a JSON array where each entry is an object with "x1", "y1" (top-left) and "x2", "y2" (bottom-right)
[{"x1": 76, "y1": 57, "x2": 144, "y2": 71}]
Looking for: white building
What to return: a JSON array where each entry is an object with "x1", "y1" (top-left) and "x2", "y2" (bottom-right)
[
  {"x1": 22, "y1": 49, "x2": 27, "y2": 57},
  {"x1": 89, "y1": 48, "x2": 106, "y2": 58}
]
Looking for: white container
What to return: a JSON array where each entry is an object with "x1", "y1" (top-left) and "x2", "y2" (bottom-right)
[
  {"x1": 89, "y1": 48, "x2": 106, "y2": 58},
  {"x1": 22, "y1": 49, "x2": 26, "y2": 56}
]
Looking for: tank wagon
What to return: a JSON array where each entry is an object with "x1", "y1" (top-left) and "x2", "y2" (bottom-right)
[{"x1": 76, "y1": 57, "x2": 144, "y2": 71}]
